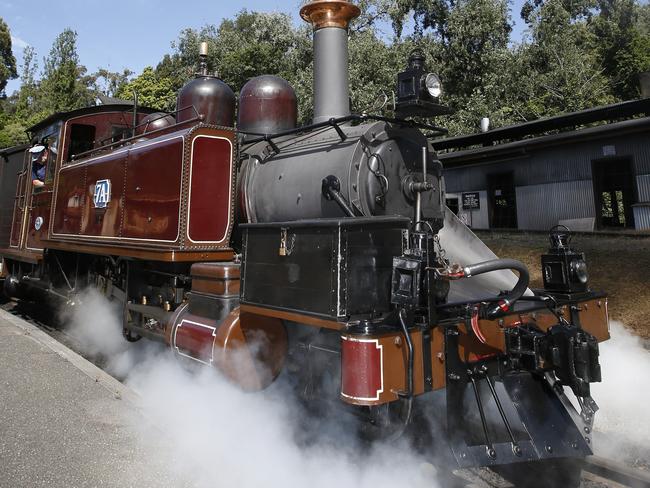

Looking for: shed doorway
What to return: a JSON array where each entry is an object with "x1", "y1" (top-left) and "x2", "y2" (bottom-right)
[
  {"x1": 592, "y1": 157, "x2": 635, "y2": 229},
  {"x1": 487, "y1": 172, "x2": 518, "y2": 228}
]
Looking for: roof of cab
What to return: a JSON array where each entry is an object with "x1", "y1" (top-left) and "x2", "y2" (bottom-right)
[{"x1": 27, "y1": 103, "x2": 159, "y2": 134}]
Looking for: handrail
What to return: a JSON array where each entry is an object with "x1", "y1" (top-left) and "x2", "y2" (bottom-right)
[
  {"x1": 69, "y1": 114, "x2": 204, "y2": 162},
  {"x1": 240, "y1": 114, "x2": 448, "y2": 148}
]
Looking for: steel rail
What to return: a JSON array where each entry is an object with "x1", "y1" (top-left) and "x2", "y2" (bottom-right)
[{"x1": 583, "y1": 455, "x2": 650, "y2": 488}]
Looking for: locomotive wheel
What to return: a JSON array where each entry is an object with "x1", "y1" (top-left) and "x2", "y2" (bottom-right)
[{"x1": 491, "y1": 458, "x2": 583, "y2": 488}]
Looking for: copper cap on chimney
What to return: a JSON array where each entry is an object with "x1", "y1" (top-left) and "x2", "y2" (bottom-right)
[{"x1": 300, "y1": 0, "x2": 360, "y2": 30}]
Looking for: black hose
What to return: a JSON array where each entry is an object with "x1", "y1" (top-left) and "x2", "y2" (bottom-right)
[{"x1": 462, "y1": 258, "x2": 530, "y2": 319}]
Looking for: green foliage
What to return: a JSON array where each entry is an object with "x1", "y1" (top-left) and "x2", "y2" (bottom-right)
[
  {"x1": 91, "y1": 68, "x2": 133, "y2": 98},
  {"x1": 39, "y1": 29, "x2": 94, "y2": 113},
  {"x1": 3, "y1": 1, "x2": 650, "y2": 149},
  {"x1": 0, "y1": 17, "x2": 18, "y2": 97},
  {"x1": 116, "y1": 67, "x2": 176, "y2": 111},
  {"x1": 590, "y1": 0, "x2": 650, "y2": 98}
]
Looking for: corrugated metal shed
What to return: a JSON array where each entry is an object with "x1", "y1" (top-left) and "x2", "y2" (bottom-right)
[
  {"x1": 516, "y1": 181, "x2": 596, "y2": 230},
  {"x1": 438, "y1": 113, "x2": 650, "y2": 231}
]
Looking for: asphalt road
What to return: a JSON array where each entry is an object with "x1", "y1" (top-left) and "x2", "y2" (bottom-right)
[{"x1": 0, "y1": 308, "x2": 189, "y2": 488}]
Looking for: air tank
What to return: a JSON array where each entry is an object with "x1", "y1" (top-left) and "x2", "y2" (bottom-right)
[
  {"x1": 238, "y1": 75, "x2": 298, "y2": 136},
  {"x1": 176, "y1": 76, "x2": 236, "y2": 127}
]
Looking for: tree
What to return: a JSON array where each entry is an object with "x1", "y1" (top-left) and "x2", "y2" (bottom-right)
[
  {"x1": 590, "y1": 0, "x2": 650, "y2": 98},
  {"x1": 116, "y1": 66, "x2": 176, "y2": 111},
  {"x1": 157, "y1": 11, "x2": 313, "y2": 121},
  {"x1": 39, "y1": 28, "x2": 94, "y2": 113},
  {"x1": 510, "y1": 0, "x2": 614, "y2": 119},
  {"x1": 90, "y1": 68, "x2": 133, "y2": 98},
  {"x1": 385, "y1": 0, "x2": 453, "y2": 38},
  {"x1": 0, "y1": 17, "x2": 18, "y2": 98}
]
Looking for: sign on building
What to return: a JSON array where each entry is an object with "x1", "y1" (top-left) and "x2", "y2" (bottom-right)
[{"x1": 462, "y1": 192, "x2": 480, "y2": 210}]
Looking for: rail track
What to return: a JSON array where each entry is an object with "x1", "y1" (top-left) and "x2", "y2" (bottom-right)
[
  {"x1": 583, "y1": 456, "x2": 650, "y2": 488},
  {"x1": 2, "y1": 294, "x2": 649, "y2": 488}
]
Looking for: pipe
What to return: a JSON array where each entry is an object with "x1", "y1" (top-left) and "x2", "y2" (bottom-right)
[
  {"x1": 462, "y1": 258, "x2": 530, "y2": 319},
  {"x1": 300, "y1": 1, "x2": 360, "y2": 123},
  {"x1": 397, "y1": 308, "x2": 414, "y2": 426}
]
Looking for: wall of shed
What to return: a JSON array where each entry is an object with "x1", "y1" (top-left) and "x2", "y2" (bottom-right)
[{"x1": 442, "y1": 128, "x2": 650, "y2": 230}]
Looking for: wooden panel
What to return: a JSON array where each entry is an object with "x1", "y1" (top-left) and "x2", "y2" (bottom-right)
[
  {"x1": 122, "y1": 136, "x2": 184, "y2": 241},
  {"x1": 187, "y1": 135, "x2": 233, "y2": 244},
  {"x1": 81, "y1": 154, "x2": 127, "y2": 236},
  {"x1": 53, "y1": 164, "x2": 85, "y2": 235},
  {"x1": 25, "y1": 191, "x2": 52, "y2": 250}
]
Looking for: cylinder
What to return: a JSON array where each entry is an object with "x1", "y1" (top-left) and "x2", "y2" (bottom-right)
[{"x1": 341, "y1": 333, "x2": 384, "y2": 405}]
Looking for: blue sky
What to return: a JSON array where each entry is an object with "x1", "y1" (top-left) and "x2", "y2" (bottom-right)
[{"x1": 2, "y1": 0, "x2": 529, "y2": 95}]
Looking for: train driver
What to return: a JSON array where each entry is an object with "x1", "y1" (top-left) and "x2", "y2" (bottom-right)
[{"x1": 29, "y1": 144, "x2": 49, "y2": 187}]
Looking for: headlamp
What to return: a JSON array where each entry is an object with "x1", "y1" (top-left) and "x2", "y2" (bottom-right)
[{"x1": 424, "y1": 73, "x2": 442, "y2": 98}]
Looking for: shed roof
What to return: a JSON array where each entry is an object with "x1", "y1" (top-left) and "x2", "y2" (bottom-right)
[
  {"x1": 438, "y1": 116, "x2": 650, "y2": 168},
  {"x1": 433, "y1": 97, "x2": 650, "y2": 152}
]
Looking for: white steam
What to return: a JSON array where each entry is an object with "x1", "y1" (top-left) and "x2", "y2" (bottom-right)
[
  {"x1": 61, "y1": 291, "x2": 439, "y2": 488},
  {"x1": 61, "y1": 289, "x2": 164, "y2": 378},
  {"x1": 590, "y1": 321, "x2": 650, "y2": 464},
  {"x1": 62, "y1": 291, "x2": 650, "y2": 481}
]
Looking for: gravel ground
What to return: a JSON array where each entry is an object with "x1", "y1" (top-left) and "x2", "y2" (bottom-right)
[{"x1": 476, "y1": 231, "x2": 650, "y2": 340}]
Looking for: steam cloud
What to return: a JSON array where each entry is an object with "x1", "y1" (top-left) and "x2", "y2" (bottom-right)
[
  {"x1": 63, "y1": 290, "x2": 440, "y2": 488},
  {"x1": 63, "y1": 291, "x2": 650, "y2": 484},
  {"x1": 590, "y1": 321, "x2": 650, "y2": 466}
]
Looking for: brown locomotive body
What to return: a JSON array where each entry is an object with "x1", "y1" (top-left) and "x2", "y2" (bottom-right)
[{"x1": 0, "y1": 2, "x2": 611, "y2": 485}]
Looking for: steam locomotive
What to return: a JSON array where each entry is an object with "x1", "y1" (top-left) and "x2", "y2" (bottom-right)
[{"x1": 0, "y1": 1, "x2": 609, "y2": 485}]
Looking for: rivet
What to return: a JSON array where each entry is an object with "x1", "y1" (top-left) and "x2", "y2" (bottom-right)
[
  {"x1": 394, "y1": 336, "x2": 402, "y2": 346},
  {"x1": 436, "y1": 352, "x2": 444, "y2": 362},
  {"x1": 147, "y1": 217, "x2": 152, "y2": 222},
  {"x1": 545, "y1": 445, "x2": 553, "y2": 453}
]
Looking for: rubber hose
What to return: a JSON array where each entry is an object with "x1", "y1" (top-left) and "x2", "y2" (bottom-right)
[{"x1": 463, "y1": 258, "x2": 530, "y2": 319}]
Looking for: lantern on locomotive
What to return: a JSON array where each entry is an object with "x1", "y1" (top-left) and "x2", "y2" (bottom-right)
[{"x1": 542, "y1": 225, "x2": 590, "y2": 294}]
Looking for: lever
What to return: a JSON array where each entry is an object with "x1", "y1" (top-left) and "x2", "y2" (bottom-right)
[{"x1": 322, "y1": 175, "x2": 355, "y2": 217}]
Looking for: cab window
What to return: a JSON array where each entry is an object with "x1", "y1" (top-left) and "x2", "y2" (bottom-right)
[{"x1": 68, "y1": 124, "x2": 96, "y2": 161}]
